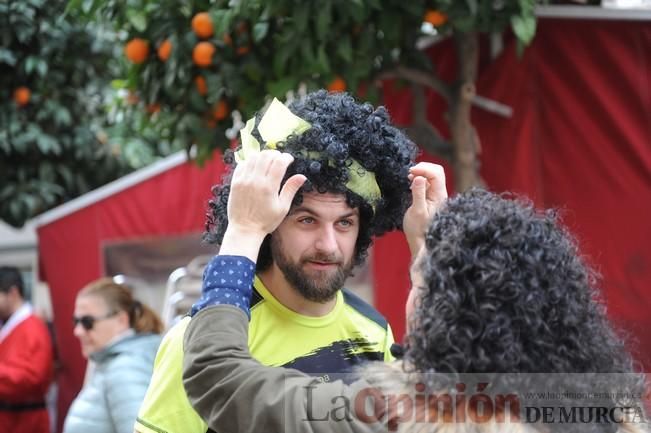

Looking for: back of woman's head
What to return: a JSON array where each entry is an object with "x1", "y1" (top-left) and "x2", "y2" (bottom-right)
[
  {"x1": 406, "y1": 189, "x2": 635, "y2": 375},
  {"x1": 79, "y1": 278, "x2": 163, "y2": 334},
  {"x1": 402, "y1": 190, "x2": 647, "y2": 433}
]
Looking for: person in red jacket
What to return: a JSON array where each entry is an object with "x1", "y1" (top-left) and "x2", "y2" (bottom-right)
[{"x1": 0, "y1": 266, "x2": 54, "y2": 433}]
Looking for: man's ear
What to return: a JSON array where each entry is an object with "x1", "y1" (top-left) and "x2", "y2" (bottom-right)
[{"x1": 8, "y1": 285, "x2": 21, "y2": 299}]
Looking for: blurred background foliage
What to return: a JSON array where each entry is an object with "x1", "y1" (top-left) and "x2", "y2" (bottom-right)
[
  {"x1": 0, "y1": 0, "x2": 179, "y2": 227},
  {"x1": 2, "y1": 0, "x2": 544, "y2": 227}
]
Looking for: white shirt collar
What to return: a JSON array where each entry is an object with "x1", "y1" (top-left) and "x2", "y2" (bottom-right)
[{"x1": 0, "y1": 302, "x2": 34, "y2": 343}]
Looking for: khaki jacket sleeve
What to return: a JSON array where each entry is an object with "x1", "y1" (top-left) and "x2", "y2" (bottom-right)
[{"x1": 182, "y1": 306, "x2": 388, "y2": 433}]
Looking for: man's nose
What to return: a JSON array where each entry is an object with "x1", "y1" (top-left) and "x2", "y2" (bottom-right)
[{"x1": 314, "y1": 226, "x2": 338, "y2": 253}]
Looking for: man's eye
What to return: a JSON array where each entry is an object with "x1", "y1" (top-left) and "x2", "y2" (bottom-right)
[
  {"x1": 338, "y1": 220, "x2": 353, "y2": 227},
  {"x1": 299, "y1": 217, "x2": 315, "y2": 224}
]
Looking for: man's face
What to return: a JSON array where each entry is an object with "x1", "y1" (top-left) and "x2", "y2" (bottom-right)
[
  {"x1": 270, "y1": 192, "x2": 359, "y2": 303},
  {"x1": 0, "y1": 290, "x2": 10, "y2": 322}
]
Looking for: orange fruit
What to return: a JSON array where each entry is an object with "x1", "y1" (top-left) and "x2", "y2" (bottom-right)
[
  {"x1": 146, "y1": 103, "x2": 161, "y2": 114},
  {"x1": 124, "y1": 38, "x2": 149, "y2": 64},
  {"x1": 195, "y1": 76, "x2": 208, "y2": 95},
  {"x1": 13, "y1": 86, "x2": 31, "y2": 106},
  {"x1": 327, "y1": 76, "x2": 346, "y2": 93},
  {"x1": 222, "y1": 33, "x2": 233, "y2": 46},
  {"x1": 205, "y1": 118, "x2": 217, "y2": 128},
  {"x1": 193, "y1": 42, "x2": 215, "y2": 67},
  {"x1": 192, "y1": 12, "x2": 214, "y2": 39},
  {"x1": 157, "y1": 39, "x2": 172, "y2": 61},
  {"x1": 424, "y1": 9, "x2": 448, "y2": 26},
  {"x1": 236, "y1": 45, "x2": 250, "y2": 56},
  {"x1": 212, "y1": 100, "x2": 229, "y2": 121}
]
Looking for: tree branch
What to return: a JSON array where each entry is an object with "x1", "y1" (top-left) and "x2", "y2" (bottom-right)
[
  {"x1": 379, "y1": 65, "x2": 512, "y2": 117},
  {"x1": 378, "y1": 66, "x2": 452, "y2": 102}
]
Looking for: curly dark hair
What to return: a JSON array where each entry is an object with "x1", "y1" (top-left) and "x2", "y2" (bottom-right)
[
  {"x1": 400, "y1": 189, "x2": 648, "y2": 432},
  {"x1": 405, "y1": 189, "x2": 637, "y2": 375},
  {"x1": 204, "y1": 90, "x2": 418, "y2": 270}
]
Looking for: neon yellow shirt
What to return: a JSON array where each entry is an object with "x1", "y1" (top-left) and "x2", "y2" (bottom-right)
[{"x1": 135, "y1": 276, "x2": 394, "y2": 433}]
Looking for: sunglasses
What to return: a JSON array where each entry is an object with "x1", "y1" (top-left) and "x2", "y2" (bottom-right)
[{"x1": 72, "y1": 311, "x2": 118, "y2": 331}]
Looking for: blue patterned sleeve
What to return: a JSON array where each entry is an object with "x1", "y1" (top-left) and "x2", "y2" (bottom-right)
[{"x1": 190, "y1": 255, "x2": 256, "y2": 319}]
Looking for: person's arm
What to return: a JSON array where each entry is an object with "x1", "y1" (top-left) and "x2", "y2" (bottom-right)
[{"x1": 184, "y1": 305, "x2": 386, "y2": 433}]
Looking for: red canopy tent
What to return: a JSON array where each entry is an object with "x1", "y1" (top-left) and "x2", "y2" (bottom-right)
[
  {"x1": 35, "y1": 15, "x2": 650, "y2": 433},
  {"x1": 35, "y1": 153, "x2": 226, "y2": 432}
]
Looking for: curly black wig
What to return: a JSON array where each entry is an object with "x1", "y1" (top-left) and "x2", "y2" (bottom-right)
[
  {"x1": 405, "y1": 189, "x2": 638, "y2": 375},
  {"x1": 204, "y1": 90, "x2": 418, "y2": 270},
  {"x1": 400, "y1": 189, "x2": 647, "y2": 432}
]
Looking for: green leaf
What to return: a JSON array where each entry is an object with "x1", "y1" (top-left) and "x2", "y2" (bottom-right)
[
  {"x1": 348, "y1": 1, "x2": 366, "y2": 22},
  {"x1": 252, "y1": 22, "x2": 269, "y2": 43},
  {"x1": 39, "y1": 162, "x2": 56, "y2": 182},
  {"x1": 317, "y1": 44, "x2": 330, "y2": 74},
  {"x1": 293, "y1": 3, "x2": 310, "y2": 34},
  {"x1": 242, "y1": 60, "x2": 263, "y2": 83},
  {"x1": 111, "y1": 79, "x2": 128, "y2": 89},
  {"x1": 315, "y1": 2, "x2": 332, "y2": 41},
  {"x1": 336, "y1": 35, "x2": 353, "y2": 63},
  {"x1": 212, "y1": 9, "x2": 235, "y2": 37},
  {"x1": 452, "y1": 14, "x2": 476, "y2": 32},
  {"x1": 273, "y1": 38, "x2": 298, "y2": 77},
  {"x1": 205, "y1": 73, "x2": 224, "y2": 100},
  {"x1": 266, "y1": 77, "x2": 296, "y2": 98},
  {"x1": 511, "y1": 13, "x2": 536, "y2": 46},
  {"x1": 126, "y1": 8, "x2": 147, "y2": 32},
  {"x1": 379, "y1": 11, "x2": 401, "y2": 43},
  {"x1": 518, "y1": 0, "x2": 536, "y2": 14},
  {"x1": 25, "y1": 56, "x2": 38, "y2": 74},
  {"x1": 57, "y1": 165, "x2": 75, "y2": 189},
  {"x1": 300, "y1": 39, "x2": 317, "y2": 71},
  {"x1": 36, "y1": 59, "x2": 48, "y2": 77},
  {"x1": 54, "y1": 107, "x2": 72, "y2": 127},
  {"x1": 9, "y1": 200, "x2": 22, "y2": 222},
  {"x1": 66, "y1": 0, "x2": 84, "y2": 13},
  {"x1": 0, "y1": 184, "x2": 15, "y2": 201},
  {"x1": 36, "y1": 133, "x2": 62, "y2": 155},
  {"x1": 23, "y1": 194, "x2": 39, "y2": 214},
  {"x1": 0, "y1": 48, "x2": 17, "y2": 66},
  {"x1": 366, "y1": 0, "x2": 382, "y2": 9},
  {"x1": 465, "y1": 0, "x2": 478, "y2": 15}
]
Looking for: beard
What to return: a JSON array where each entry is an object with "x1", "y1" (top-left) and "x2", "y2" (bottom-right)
[{"x1": 271, "y1": 236, "x2": 354, "y2": 303}]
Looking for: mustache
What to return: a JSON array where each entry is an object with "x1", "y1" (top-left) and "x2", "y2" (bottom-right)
[{"x1": 302, "y1": 254, "x2": 341, "y2": 265}]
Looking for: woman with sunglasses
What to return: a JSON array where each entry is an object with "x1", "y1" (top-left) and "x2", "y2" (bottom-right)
[{"x1": 63, "y1": 278, "x2": 163, "y2": 433}]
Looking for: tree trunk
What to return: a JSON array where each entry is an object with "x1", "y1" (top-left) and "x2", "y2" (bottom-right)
[{"x1": 449, "y1": 31, "x2": 482, "y2": 192}]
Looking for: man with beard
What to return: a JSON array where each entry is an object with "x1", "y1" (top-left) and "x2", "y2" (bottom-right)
[
  {"x1": 135, "y1": 91, "x2": 420, "y2": 433},
  {"x1": 0, "y1": 266, "x2": 54, "y2": 433}
]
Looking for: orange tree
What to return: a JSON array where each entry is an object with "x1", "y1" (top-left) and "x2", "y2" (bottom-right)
[
  {"x1": 1, "y1": 0, "x2": 133, "y2": 227},
  {"x1": 0, "y1": 0, "x2": 186, "y2": 227},
  {"x1": 72, "y1": 0, "x2": 544, "y2": 188}
]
